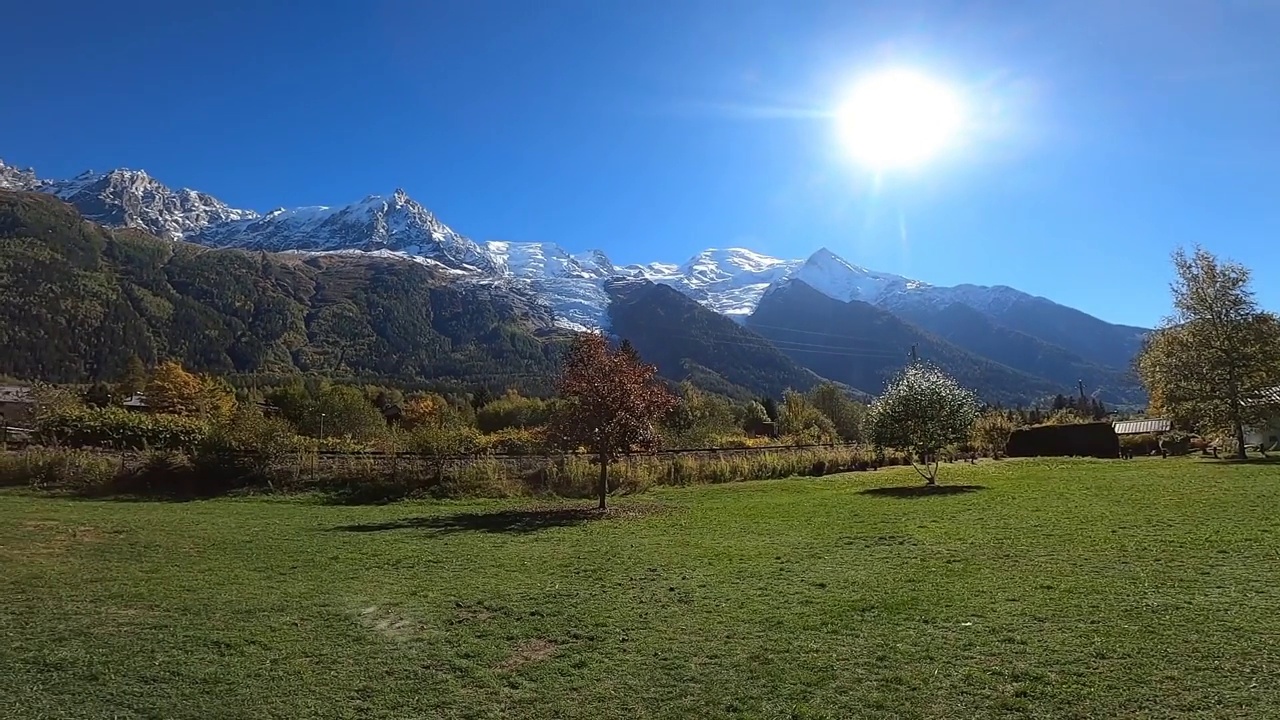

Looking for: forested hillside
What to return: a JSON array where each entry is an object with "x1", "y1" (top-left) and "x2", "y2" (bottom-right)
[
  {"x1": 748, "y1": 280, "x2": 1067, "y2": 404},
  {"x1": 0, "y1": 191, "x2": 570, "y2": 391},
  {"x1": 605, "y1": 278, "x2": 825, "y2": 400},
  {"x1": 888, "y1": 301, "x2": 1145, "y2": 404}
]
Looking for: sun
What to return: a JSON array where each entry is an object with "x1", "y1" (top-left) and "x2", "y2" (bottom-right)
[{"x1": 835, "y1": 69, "x2": 964, "y2": 170}]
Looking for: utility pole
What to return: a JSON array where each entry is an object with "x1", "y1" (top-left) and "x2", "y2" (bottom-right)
[{"x1": 1077, "y1": 379, "x2": 1086, "y2": 401}]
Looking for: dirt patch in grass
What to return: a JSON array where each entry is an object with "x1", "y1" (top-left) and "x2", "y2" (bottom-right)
[
  {"x1": 497, "y1": 639, "x2": 558, "y2": 671},
  {"x1": 355, "y1": 604, "x2": 421, "y2": 642},
  {"x1": 2, "y1": 521, "x2": 114, "y2": 559}
]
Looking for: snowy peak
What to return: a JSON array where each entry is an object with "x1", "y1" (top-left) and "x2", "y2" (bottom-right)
[
  {"x1": 196, "y1": 189, "x2": 495, "y2": 272},
  {"x1": 791, "y1": 247, "x2": 924, "y2": 304},
  {"x1": 0, "y1": 159, "x2": 257, "y2": 240},
  {"x1": 0, "y1": 160, "x2": 41, "y2": 191},
  {"x1": 485, "y1": 241, "x2": 615, "y2": 279},
  {"x1": 678, "y1": 247, "x2": 793, "y2": 285}
]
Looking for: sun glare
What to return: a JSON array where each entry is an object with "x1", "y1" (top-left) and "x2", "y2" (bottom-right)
[{"x1": 835, "y1": 69, "x2": 963, "y2": 170}]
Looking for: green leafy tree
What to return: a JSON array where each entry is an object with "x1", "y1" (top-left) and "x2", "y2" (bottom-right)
[
  {"x1": 866, "y1": 364, "x2": 979, "y2": 484},
  {"x1": 663, "y1": 383, "x2": 739, "y2": 448},
  {"x1": 1136, "y1": 247, "x2": 1280, "y2": 458},
  {"x1": 776, "y1": 390, "x2": 838, "y2": 445},
  {"x1": 759, "y1": 396, "x2": 779, "y2": 422},
  {"x1": 805, "y1": 381, "x2": 865, "y2": 442},
  {"x1": 115, "y1": 355, "x2": 148, "y2": 397},
  {"x1": 738, "y1": 400, "x2": 771, "y2": 436},
  {"x1": 82, "y1": 382, "x2": 115, "y2": 408},
  {"x1": 309, "y1": 385, "x2": 388, "y2": 441},
  {"x1": 264, "y1": 381, "x2": 315, "y2": 430}
]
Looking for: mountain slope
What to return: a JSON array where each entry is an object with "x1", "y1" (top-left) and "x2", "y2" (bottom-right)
[
  {"x1": 747, "y1": 280, "x2": 1066, "y2": 404},
  {"x1": 605, "y1": 278, "x2": 825, "y2": 400},
  {"x1": 0, "y1": 191, "x2": 568, "y2": 391},
  {"x1": 0, "y1": 191, "x2": 833, "y2": 400},
  {"x1": 889, "y1": 301, "x2": 1146, "y2": 405},
  {"x1": 880, "y1": 284, "x2": 1148, "y2": 370}
]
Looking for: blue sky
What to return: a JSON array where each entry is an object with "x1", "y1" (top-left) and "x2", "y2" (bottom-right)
[{"x1": 6, "y1": 0, "x2": 1280, "y2": 327}]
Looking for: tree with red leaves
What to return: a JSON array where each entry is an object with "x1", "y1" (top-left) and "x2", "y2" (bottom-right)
[{"x1": 547, "y1": 334, "x2": 678, "y2": 510}]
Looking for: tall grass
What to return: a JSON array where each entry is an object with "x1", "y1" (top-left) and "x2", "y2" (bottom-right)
[{"x1": 4, "y1": 444, "x2": 914, "y2": 502}]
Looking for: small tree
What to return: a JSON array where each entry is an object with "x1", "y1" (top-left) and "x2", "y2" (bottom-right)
[
  {"x1": 546, "y1": 333, "x2": 678, "y2": 510},
  {"x1": 738, "y1": 400, "x2": 771, "y2": 436},
  {"x1": 866, "y1": 364, "x2": 979, "y2": 484}
]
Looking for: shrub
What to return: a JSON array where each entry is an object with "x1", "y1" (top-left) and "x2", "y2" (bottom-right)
[
  {"x1": 406, "y1": 423, "x2": 481, "y2": 456},
  {"x1": 477, "y1": 428, "x2": 546, "y2": 455},
  {"x1": 475, "y1": 391, "x2": 551, "y2": 433},
  {"x1": 0, "y1": 448, "x2": 119, "y2": 491},
  {"x1": 35, "y1": 406, "x2": 208, "y2": 451},
  {"x1": 195, "y1": 406, "x2": 301, "y2": 480}
]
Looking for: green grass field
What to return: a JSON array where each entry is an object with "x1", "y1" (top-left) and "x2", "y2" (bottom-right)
[{"x1": 3, "y1": 458, "x2": 1279, "y2": 719}]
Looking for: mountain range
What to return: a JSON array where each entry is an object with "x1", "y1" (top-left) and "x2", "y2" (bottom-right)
[{"x1": 0, "y1": 158, "x2": 1150, "y2": 405}]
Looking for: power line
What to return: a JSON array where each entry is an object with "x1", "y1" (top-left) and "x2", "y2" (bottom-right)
[
  {"x1": 746, "y1": 321, "x2": 918, "y2": 346},
  {"x1": 662, "y1": 333, "x2": 912, "y2": 359}
]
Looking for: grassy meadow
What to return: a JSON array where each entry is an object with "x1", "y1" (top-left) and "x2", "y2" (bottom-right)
[{"x1": 3, "y1": 457, "x2": 1279, "y2": 719}]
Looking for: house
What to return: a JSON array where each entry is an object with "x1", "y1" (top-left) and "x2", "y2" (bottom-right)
[
  {"x1": 1243, "y1": 386, "x2": 1280, "y2": 450},
  {"x1": 122, "y1": 394, "x2": 151, "y2": 412},
  {"x1": 0, "y1": 385, "x2": 34, "y2": 427},
  {"x1": 1112, "y1": 418, "x2": 1171, "y2": 436}
]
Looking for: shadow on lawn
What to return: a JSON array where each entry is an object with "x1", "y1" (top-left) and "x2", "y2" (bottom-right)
[
  {"x1": 332, "y1": 505, "x2": 664, "y2": 535},
  {"x1": 857, "y1": 484, "x2": 986, "y2": 499}
]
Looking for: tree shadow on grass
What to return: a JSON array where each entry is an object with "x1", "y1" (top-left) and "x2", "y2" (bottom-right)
[
  {"x1": 857, "y1": 484, "x2": 986, "y2": 499},
  {"x1": 332, "y1": 504, "x2": 666, "y2": 535}
]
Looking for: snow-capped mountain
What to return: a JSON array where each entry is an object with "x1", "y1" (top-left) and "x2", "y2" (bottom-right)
[
  {"x1": 197, "y1": 189, "x2": 497, "y2": 273},
  {"x1": 1, "y1": 158, "x2": 1136, "y2": 349},
  {"x1": 621, "y1": 248, "x2": 797, "y2": 319},
  {"x1": 0, "y1": 160, "x2": 257, "y2": 239},
  {"x1": 482, "y1": 241, "x2": 618, "y2": 330}
]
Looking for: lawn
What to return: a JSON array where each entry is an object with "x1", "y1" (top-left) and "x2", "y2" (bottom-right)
[{"x1": 2, "y1": 458, "x2": 1279, "y2": 719}]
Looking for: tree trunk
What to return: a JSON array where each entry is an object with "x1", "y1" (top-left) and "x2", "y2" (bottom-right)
[
  {"x1": 1234, "y1": 420, "x2": 1247, "y2": 460},
  {"x1": 597, "y1": 453, "x2": 608, "y2": 510}
]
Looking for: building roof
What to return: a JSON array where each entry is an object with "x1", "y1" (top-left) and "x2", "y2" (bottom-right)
[
  {"x1": 0, "y1": 386, "x2": 33, "y2": 404},
  {"x1": 122, "y1": 393, "x2": 149, "y2": 408},
  {"x1": 1113, "y1": 419, "x2": 1172, "y2": 435}
]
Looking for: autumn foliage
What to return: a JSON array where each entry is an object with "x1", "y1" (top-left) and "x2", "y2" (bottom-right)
[{"x1": 546, "y1": 335, "x2": 678, "y2": 509}]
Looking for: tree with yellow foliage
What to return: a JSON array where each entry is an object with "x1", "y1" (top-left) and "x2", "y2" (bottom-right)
[
  {"x1": 146, "y1": 361, "x2": 205, "y2": 415},
  {"x1": 145, "y1": 361, "x2": 236, "y2": 418}
]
